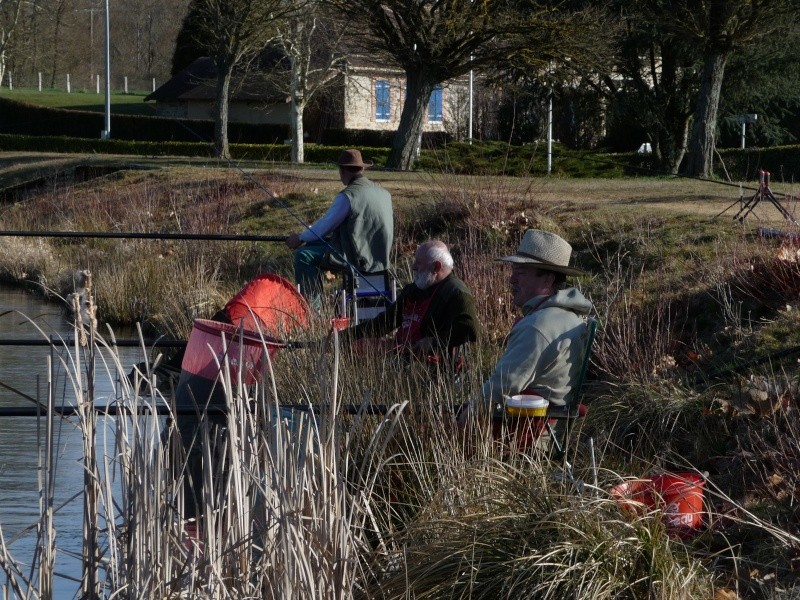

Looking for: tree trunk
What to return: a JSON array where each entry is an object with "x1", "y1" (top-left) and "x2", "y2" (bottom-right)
[
  {"x1": 214, "y1": 65, "x2": 232, "y2": 160},
  {"x1": 290, "y1": 54, "x2": 305, "y2": 163},
  {"x1": 0, "y1": 0, "x2": 23, "y2": 86},
  {"x1": 685, "y1": 52, "x2": 728, "y2": 178},
  {"x1": 387, "y1": 70, "x2": 435, "y2": 170},
  {"x1": 655, "y1": 129, "x2": 687, "y2": 175},
  {"x1": 290, "y1": 94, "x2": 305, "y2": 163},
  {"x1": 49, "y1": 0, "x2": 68, "y2": 88}
]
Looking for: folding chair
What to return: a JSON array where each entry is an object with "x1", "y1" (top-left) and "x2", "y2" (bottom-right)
[
  {"x1": 492, "y1": 317, "x2": 597, "y2": 459},
  {"x1": 338, "y1": 268, "x2": 397, "y2": 325},
  {"x1": 545, "y1": 317, "x2": 598, "y2": 486}
]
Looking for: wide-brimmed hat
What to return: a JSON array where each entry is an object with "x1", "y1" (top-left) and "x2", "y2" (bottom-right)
[
  {"x1": 337, "y1": 149, "x2": 373, "y2": 168},
  {"x1": 497, "y1": 229, "x2": 587, "y2": 276}
]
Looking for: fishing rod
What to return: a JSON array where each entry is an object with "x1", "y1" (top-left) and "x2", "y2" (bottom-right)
[
  {"x1": 134, "y1": 103, "x2": 397, "y2": 301},
  {"x1": 0, "y1": 402, "x2": 391, "y2": 418},
  {"x1": 0, "y1": 338, "x2": 186, "y2": 347},
  {"x1": 554, "y1": 148, "x2": 796, "y2": 198},
  {"x1": 0, "y1": 230, "x2": 286, "y2": 243},
  {"x1": 692, "y1": 343, "x2": 800, "y2": 387}
]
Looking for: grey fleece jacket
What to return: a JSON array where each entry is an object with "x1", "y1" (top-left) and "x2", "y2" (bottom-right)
[{"x1": 482, "y1": 288, "x2": 593, "y2": 409}]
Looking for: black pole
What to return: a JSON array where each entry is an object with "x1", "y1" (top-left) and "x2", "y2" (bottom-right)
[
  {"x1": 0, "y1": 230, "x2": 287, "y2": 243},
  {"x1": 0, "y1": 338, "x2": 187, "y2": 347},
  {"x1": 0, "y1": 403, "x2": 391, "y2": 418}
]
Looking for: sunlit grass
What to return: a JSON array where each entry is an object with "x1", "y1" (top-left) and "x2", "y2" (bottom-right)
[{"x1": 0, "y1": 89, "x2": 153, "y2": 115}]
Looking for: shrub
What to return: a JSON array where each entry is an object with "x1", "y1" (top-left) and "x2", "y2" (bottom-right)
[{"x1": 0, "y1": 97, "x2": 288, "y2": 143}]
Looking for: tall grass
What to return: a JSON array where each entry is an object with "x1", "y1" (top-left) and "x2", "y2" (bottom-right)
[
  {"x1": 4, "y1": 163, "x2": 800, "y2": 596},
  {"x1": 0, "y1": 290, "x2": 721, "y2": 598}
]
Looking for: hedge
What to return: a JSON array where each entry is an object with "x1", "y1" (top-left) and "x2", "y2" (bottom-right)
[
  {"x1": 0, "y1": 97, "x2": 288, "y2": 144},
  {"x1": 3, "y1": 131, "x2": 799, "y2": 180},
  {"x1": 0, "y1": 134, "x2": 391, "y2": 166},
  {"x1": 717, "y1": 146, "x2": 800, "y2": 182}
]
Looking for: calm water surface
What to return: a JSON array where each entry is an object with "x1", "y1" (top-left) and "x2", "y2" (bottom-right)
[{"x1": 0, "y1": 287, "x2": 148, "y2": 599}]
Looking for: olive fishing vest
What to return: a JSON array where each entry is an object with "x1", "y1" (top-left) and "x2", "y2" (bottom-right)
[{"x1": 336, "y1": 176, "x2": 393, "y2": 272}]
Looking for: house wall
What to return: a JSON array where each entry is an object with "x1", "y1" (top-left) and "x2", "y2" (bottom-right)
[
  {"x1": 343, "y1": 70, "x2": 467, "y2": 134},
  {"x1": 155, "y1": 100, "x2": 291, "y2": 125},
  {"x1": 153, "y1": 102, "x2": 189, "y2": 119}
]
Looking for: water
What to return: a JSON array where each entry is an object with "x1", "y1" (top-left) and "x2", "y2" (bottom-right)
[{"x1": 0, "y1": 287, "x2": 147, "y2": 599}]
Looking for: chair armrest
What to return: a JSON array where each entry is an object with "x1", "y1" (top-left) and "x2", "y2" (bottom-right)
[{"x1": 546, "y1": 403, "x2": 589, "y2": 419}]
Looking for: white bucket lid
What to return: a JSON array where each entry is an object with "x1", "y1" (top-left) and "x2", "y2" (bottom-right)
[{"x1": 506, "y1": 395, "x2": 548, "y2": 409}]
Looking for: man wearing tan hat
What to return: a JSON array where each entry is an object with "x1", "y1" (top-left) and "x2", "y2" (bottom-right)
[
  {"x1": 460, "y1": 229, "x2": 592, "y2": 424},
  {"x1": 286, "y1": 149, "x2": 393, "y2": 304}
]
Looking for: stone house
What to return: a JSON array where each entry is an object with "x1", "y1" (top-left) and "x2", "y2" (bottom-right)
[
  {"x1": 144, "y1": 57, "x2": 290, "y2": 125},
  {"x1": 146, "y1": 55, "x2": 469, "y2": 140},
  {"x1": 326, "y1": 55, "x2": 469, "y2": 138}
]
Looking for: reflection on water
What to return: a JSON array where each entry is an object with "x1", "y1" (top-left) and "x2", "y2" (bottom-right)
[{"x1": 0, "y1": 286, "x2": 149, "y2": 598}]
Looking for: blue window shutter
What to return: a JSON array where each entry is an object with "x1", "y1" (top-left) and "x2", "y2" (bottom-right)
[
  {"x1": 428, "y1": 85, "x2": 443, "y2": 122},
  {"x1": 375, "y1": 80, "x2": 390, "y2": 120}
]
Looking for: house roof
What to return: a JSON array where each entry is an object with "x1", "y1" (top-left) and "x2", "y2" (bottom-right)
[{"x1": 145, "y1": 57, "x2": 287, "y2": 104}]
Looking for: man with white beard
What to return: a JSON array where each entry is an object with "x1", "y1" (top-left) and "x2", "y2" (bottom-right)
[{"x1": 341, "y1": 240, "x2": 479, "y2": 369}]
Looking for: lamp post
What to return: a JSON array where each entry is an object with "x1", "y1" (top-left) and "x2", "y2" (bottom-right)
[
  {"x1": 547, "y1": 90, "x2": 553, "y2": 174},
  {"x1": 101, "y1": 0, "x2": 111, "y2": 139},
  {"x1": 468, "y1": 67, "x2": 473, "y2": 144}
]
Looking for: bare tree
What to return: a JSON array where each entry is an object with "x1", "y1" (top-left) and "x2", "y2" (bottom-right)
[
  {"x1": 110, "y1": 0, "x2": 188, "y2": 90},
  {"x1": 328, "y1": 0, "x2": 603, "y2": 170},
  {"x1": 677, "y1": 0, "x2": 799, "y2": 177},
  {"x1": 587, "y1": 0, "x2": 697, "y2": 173},
  {"x1": 0, "y1": 0, "x2": 23, "y2": 85},
  {"x1": 186, "y1": 0, "x2": 302, "y2": 159},
  {"x1": 327, "y1": 0, "x2": 530, "y2": 170},
  {"x1": 271, "y1": 1, "x2": 345, "y2": 163}
]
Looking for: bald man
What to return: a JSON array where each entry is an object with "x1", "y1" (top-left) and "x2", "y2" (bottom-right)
[{"x1": 343, "y1": 240, "x2": 479, "y2": 367}]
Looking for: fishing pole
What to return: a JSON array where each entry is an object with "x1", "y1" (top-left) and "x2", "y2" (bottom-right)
[
  {"x1": 0, "y1": 338, "x2": 186, "y2": 347},
  {"x1": 136, "y1": 102, "x2": 396, "y2": 301},
  {"x1": 0, "y1": 402, "x2": 389, "y2": 418},
  {"x1": 554, "y1": 147, "x2": 797, "y2": 198},
  {"x1": 692, "y1": 343, "x2": 800, "y2": 387},
  {"x1": 0, "y1": 230, "x2": 286, "y2": 243}
]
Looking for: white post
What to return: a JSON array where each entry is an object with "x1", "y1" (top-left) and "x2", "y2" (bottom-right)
[
  {"x1": 547, "y1": 91, "x2": 553, "y2": 174},
  {"x1": 102, "y1": 0, "x2": 111, "y2": 139},
  {"x1": 96, "y1": 74, "x2": 100, "y2": 94},
  {"x1": 124, "y1": 76, "x2": 128, "y2": 94},
  {"x1": 67, "y1": 74, "x2": 71, "y2": 93},
  {"x1": 38, "y1": 72, "x2": 42, "y2": 92},
  {"x1": 468, "y1": 68, "x2": 473, "y2": 144},
  {"x1": 152, "y1": 78, "x2": 155, "y2": 93},
  {"x1": 740, "y1": 122, "x2": 746, "y2": 149}
]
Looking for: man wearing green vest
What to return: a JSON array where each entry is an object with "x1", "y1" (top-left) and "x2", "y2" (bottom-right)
[{"x1": 285, "y1": 149, "x2": 394, "y2": 306}]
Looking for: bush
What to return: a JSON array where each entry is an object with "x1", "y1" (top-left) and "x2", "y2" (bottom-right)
[
  {"x1": 717, "y1": 145, "x2": 800, "y2": 182},
  {"x1": 0, "y1": 97, "x2": 288, "y2": 144}
]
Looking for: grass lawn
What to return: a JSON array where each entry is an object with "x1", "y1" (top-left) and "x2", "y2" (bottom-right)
[{"x1": 0, "y1": 88, "x2": 155, "y2": 116}]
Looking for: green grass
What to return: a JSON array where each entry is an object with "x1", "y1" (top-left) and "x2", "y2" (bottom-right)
[{"x1": 0, "y1": 88, "x2": 155, "y2": 116}]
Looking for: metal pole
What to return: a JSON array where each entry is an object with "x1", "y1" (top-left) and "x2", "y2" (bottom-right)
[
  {"x1": 547, "y1": 91, "x2": 553, "y2": 174},
  {"x1": 468, "y1": 67, "x2": 473, "y2": 144},
  {"x1": 102, "y1": 0, "x2": 111, "y2": 139},
  {"x1": 740, "y1": 122, "x2": 746, "y2": 149},
  {"x1": 0, "y1": 229, "x2": 288, "y2": 242}
]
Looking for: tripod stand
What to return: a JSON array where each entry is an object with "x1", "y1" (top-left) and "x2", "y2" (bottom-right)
[{"x1": 719, "y1": 169, "x2": 799, "y2": 226}]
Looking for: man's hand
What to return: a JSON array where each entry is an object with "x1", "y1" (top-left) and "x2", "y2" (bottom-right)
[{"x1": 285, "y1": 233, "x2": 303, "y2": 250}]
